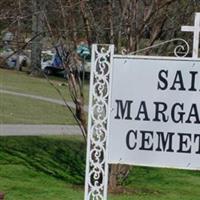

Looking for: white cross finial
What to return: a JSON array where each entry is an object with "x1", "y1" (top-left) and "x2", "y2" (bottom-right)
[{"x1": 181, "y1": 12, "x2": 200, "y2": 59}]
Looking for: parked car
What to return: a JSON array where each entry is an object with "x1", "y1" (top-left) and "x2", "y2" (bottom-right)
[
  {"x1": 76, "y1": 43, "x2": 91, "y2": 78},
  {"x1": 41, "y1": 50, "x2": 65, "y2": 75},
  {"x1": 0, "y1": 48, "x2": 30, "y2": 69}
]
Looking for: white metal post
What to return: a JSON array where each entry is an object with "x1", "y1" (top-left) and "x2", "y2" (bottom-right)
[
  {"x1": 84, "y1": 44, "x2": 114, "y2": 200},
  {"x1": 181, "y1": 12, "x2": 200, "y2": 59}
]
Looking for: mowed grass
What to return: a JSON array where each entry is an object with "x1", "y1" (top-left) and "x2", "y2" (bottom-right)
[
  {"x1": 0, "y1": 93, "x2": 76, "y2": 124},
  {"x1": 0, "y1": 136, "x2": 200, "y2": 200},
  {"x1": 113, "y1": 167, "x2": 200, "y2": 200},
  {"x1": 0, "y1": 68, "x2": 88, "y2": 125},
  {"x1": 0, "y1": 165, "x2": 84, "y2": 200},
  {"x1": 0, "y1": 68, "x2": 90, "y2": 102},
  {"x1": 0, "y1": 136, "x2": 85, "y2": 200},
  {"x1": 1, "y1": 69, "x2": 200, "y2": 200}
]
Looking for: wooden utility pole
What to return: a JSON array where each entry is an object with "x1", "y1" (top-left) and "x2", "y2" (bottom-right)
[{"x1": 31, "y1": 0, "x2": 44, "y2": 75}]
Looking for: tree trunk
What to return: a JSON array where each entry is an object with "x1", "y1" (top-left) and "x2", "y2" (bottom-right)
[
  {"x1": 16, "y1": 0, "x2": 22, "y2": 71},
  {"x1": 31, "y1": 0, "x2": 43, "y2": 76},
  {"x1": 80, "y1": 0, "x2": 92, "y2": 46},
  {"x1": 109, "y1": 164, "x2": 130, "y2": 192},
  {"x1": 68, "y1": 0, "x2": 78, "y2": 50},
  {"x1": 108, "y1": 0, "x2": 114, "y2": 44},
  {"x1": 117, "y1": 0, "x2": 130, "y2": 52}
]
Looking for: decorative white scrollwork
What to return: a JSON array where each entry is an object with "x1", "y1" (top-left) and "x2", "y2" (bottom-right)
[
  {"x1": 85, "y1": 44, "x2": 114, "y2": 200},
  {"x1": 128, "y1": 38, "x2": 190, "y2": 57},
  {"x1": 173, "y1": 38, "x2": 190, "y2": 57}
]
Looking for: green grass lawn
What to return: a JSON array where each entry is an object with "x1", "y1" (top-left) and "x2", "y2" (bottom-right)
[
  {"x1": 0, "y1": 68, "x2": 89, "y2": 124},
  {"x1": 0, "y1": 68, "x2": 89, "y2": 102},
  {"x1": 0, "y1": 165, "x2": 84, "y2": 200},
  {"x1": 116, "y1": 167, "x2": 200, "y2": 200},
  {"x1": 1, "y1": 69, "x2": 200, "y2": 200},
  {"x1": 0, "y1": 136, "x2": 85, "y2": 200},
  {"x1": 0, "y1": 136, "x2": 200, "y2": 200},
  {"x1": 0, "y1": 93, "x2": 76, "y2": 124}
]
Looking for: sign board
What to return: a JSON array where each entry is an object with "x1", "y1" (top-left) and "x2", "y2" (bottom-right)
[
  {"x1": 85, "y1": 12, "x2": 200, "y2": 200},
  {"x1": 108, "y1": 56, "x2": 200, "y2": 170}
]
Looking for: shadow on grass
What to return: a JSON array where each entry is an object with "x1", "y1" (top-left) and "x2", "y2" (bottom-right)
[{"x1": 0, "y1": 136, "x2": 86, "y2": 185}]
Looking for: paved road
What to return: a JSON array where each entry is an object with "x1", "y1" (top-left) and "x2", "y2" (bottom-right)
[
  {"x1": 0, "y1": 124, "x2": 82, "y2": 136},
  {"x1": 0, "y1": 89, "x2": 88, "y2": 112}
]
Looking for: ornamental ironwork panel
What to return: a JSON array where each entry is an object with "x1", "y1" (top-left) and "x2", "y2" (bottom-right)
[{"x1": 84, "y1": 44, "x2": 114, "y2": 200}]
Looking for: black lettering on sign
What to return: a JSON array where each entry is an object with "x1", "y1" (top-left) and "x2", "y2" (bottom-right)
[
  {"x1": 157, "y1": 70, "x2": 168, "y2": 90},
  {"x1": 135, "y1": 101, "x2": 150, "y2": 121},
  {"x1": 126, "y1": 130, "x2": 137, "y2": 150},
  {"x1": 170, "y1": 70, "x2": 186, "y2": 91},
  {"x1": 171, "y1": 103, "x2": 185, "y2": 123},
  {"x1": 185, "y1": 104, "x2": 200, "y2": 124},
  {"x1": 114, "y1": 100, "x2": 133, "y2": 120},
  {"x1": 153, "y1": 102, "x2": 169, "y2": 122},
  {"x1": 156, "y1": 131, "x2": 174, "y2": 152},
  {"x1": 189, "y1": 71, "x2": 198, "y2": 91},
  {"x1": 194, "y1": 134, "x2": 200, "y2": 154},
  {"x1": 139, "y1": 130, "x2": 154, "y2": 151},
  {"x1": 177, "y1": 133, "x2": 192, "y2": 153}
]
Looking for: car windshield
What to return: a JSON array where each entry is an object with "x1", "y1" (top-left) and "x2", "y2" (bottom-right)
[{"x1": 42, "y1": 53, "x2": 53, "y2": 62}]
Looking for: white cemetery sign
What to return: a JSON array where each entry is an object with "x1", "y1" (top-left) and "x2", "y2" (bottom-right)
[{"x1": 85, "y1": 13, "x2": 200, "y2": 200}]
